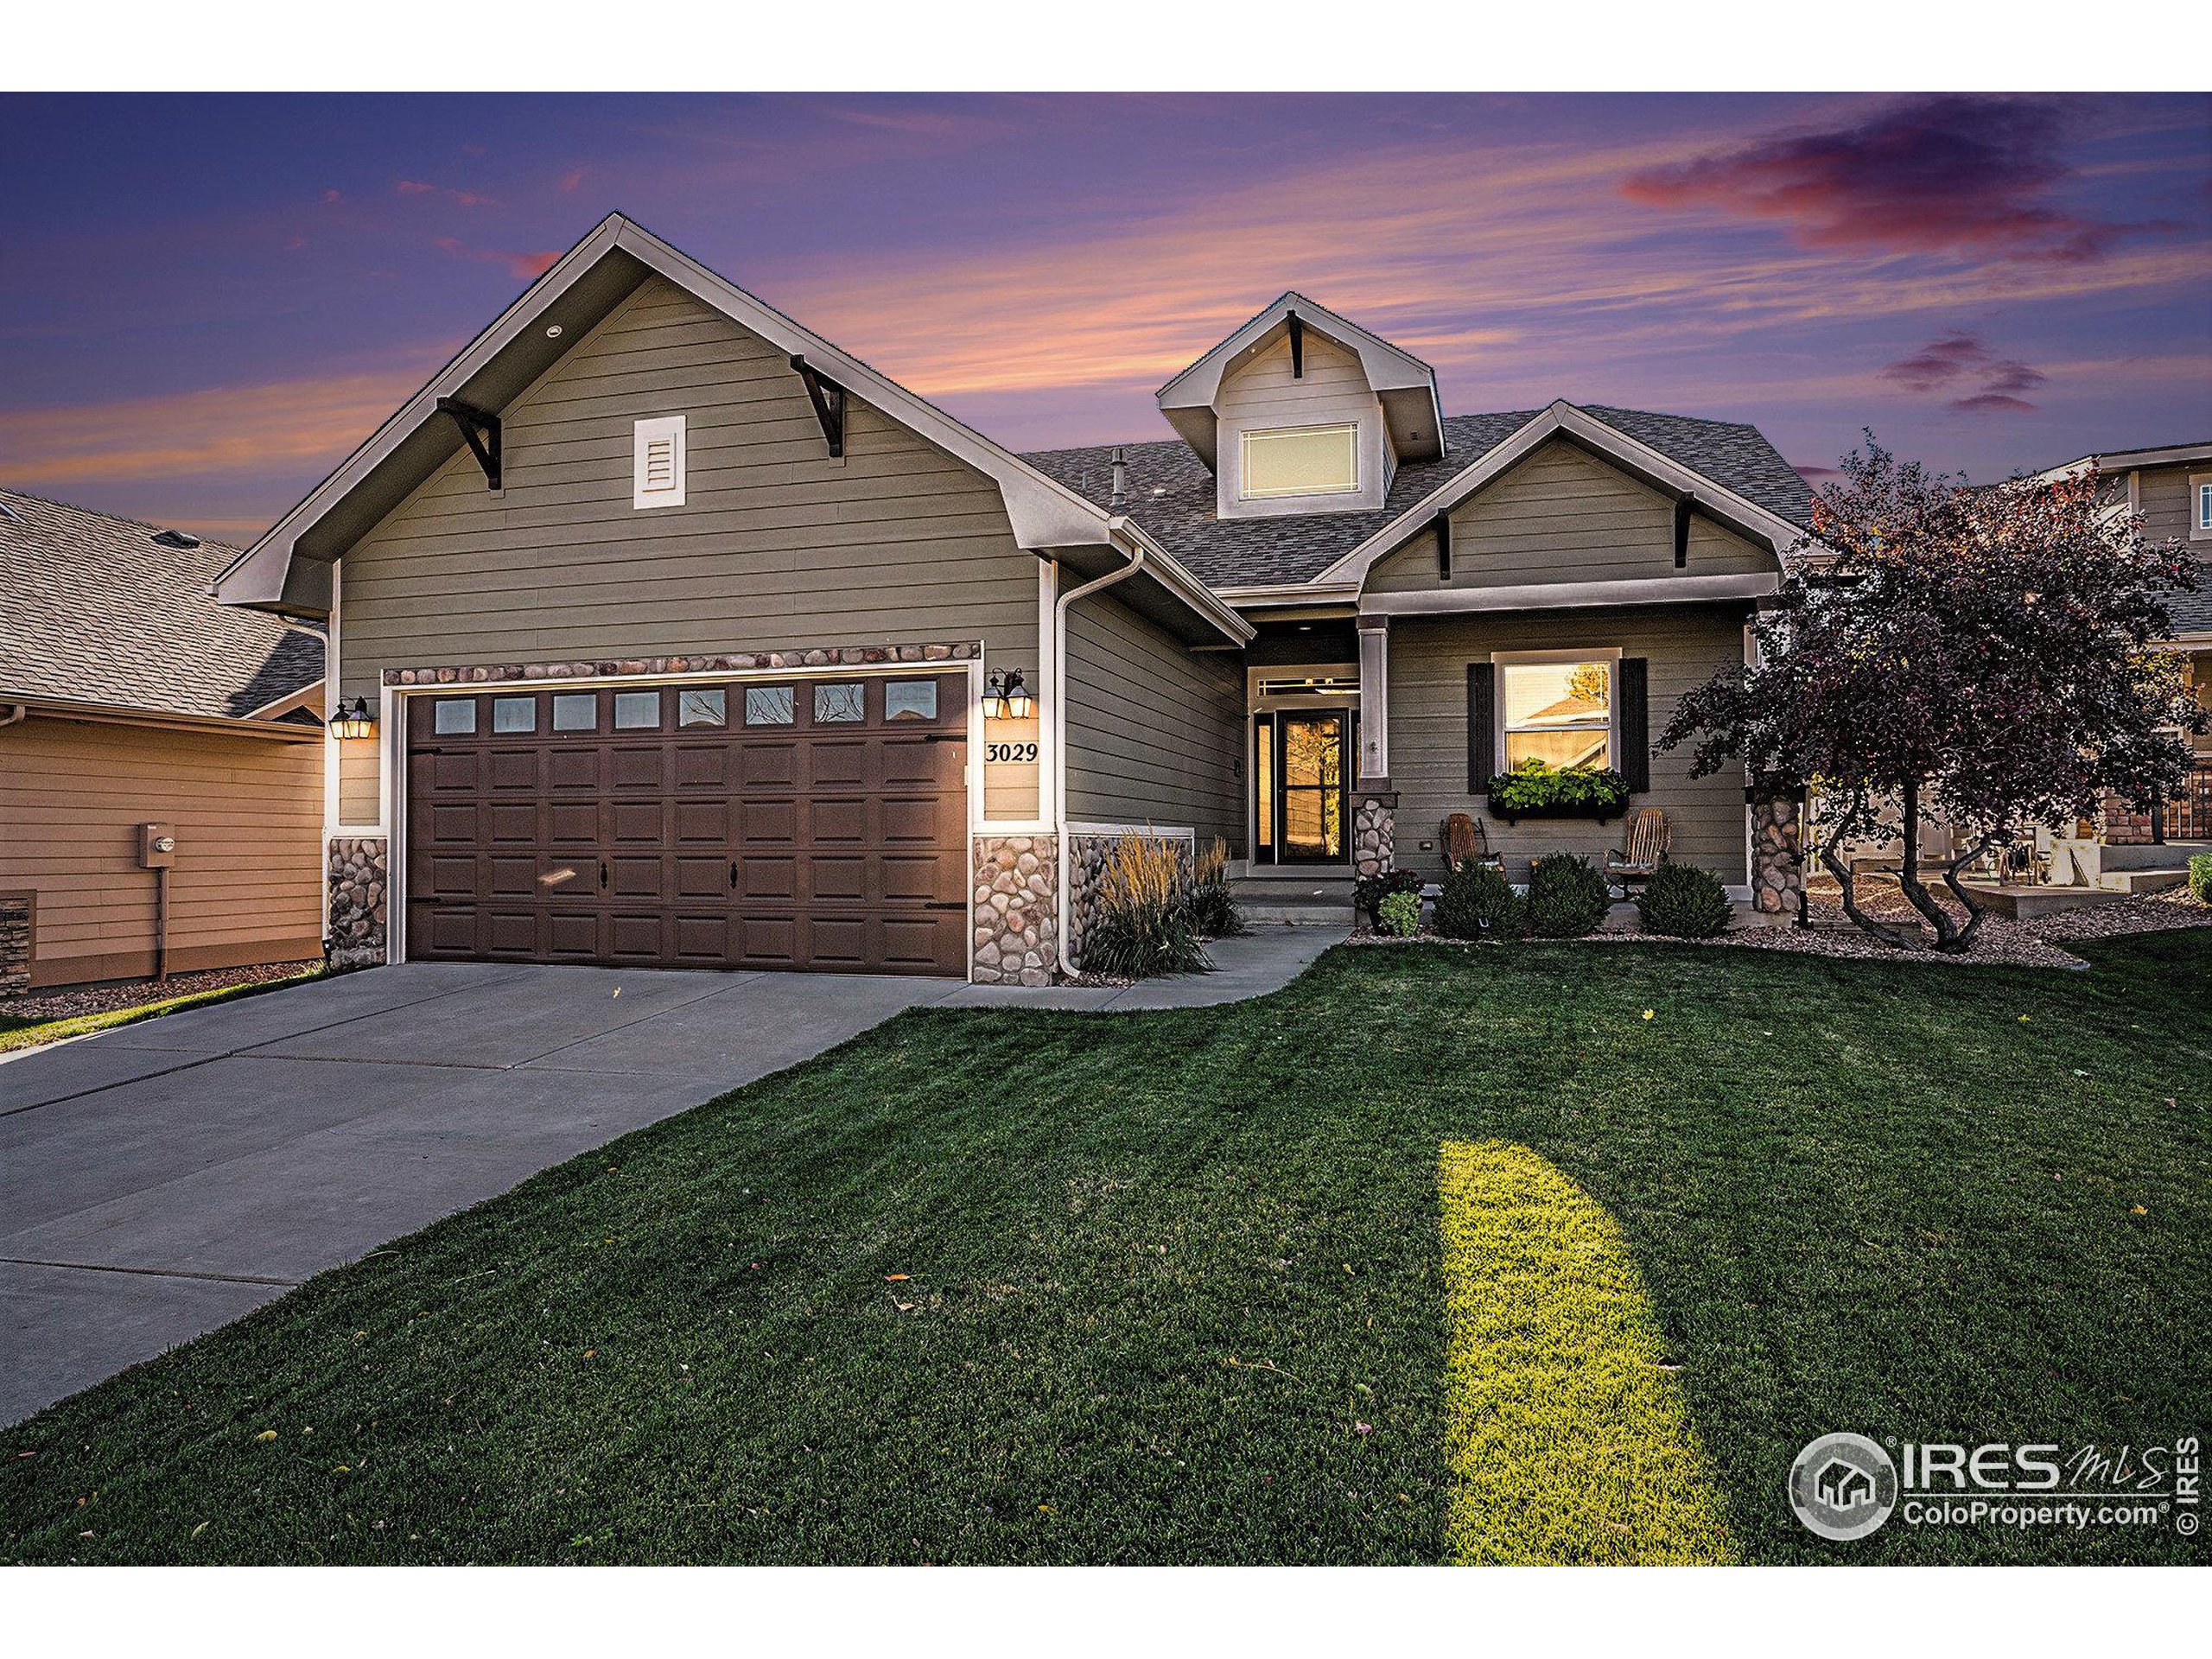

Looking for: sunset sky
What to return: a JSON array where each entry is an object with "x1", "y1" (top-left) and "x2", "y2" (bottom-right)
[{"x1": 3, "y1": 91, "x2": 2207, "y2": 543}]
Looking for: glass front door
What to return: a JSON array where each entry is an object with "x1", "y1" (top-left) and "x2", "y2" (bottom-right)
[{"x1": 1259, "y1": 709, "x2": 1349, "y2": 864}]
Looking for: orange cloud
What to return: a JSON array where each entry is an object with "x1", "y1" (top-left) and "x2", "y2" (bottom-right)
[{"x1": 432, "y1": 236, "x2": 560, "y2": 280}]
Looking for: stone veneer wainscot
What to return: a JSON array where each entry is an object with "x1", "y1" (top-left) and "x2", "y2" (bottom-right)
[
  {"x1": 327, "y1": 836, "x2": 389, "y2": 971},
  {"x1": 971, "y1": 835, "x2": 1058, "y2": 987}
]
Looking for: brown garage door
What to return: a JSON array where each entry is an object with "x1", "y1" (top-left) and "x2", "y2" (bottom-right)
[{"x1": 404, "y1": 672, "x2": 968, "y2": 975}]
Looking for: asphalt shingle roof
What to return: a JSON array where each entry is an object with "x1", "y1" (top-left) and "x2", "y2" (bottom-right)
[
  {"x1": 0, "y1": 489, "x2": 325, "y2": 721},
  {"x1": 1024, "y1": 405, "x2": 1820, "y2": 589}
]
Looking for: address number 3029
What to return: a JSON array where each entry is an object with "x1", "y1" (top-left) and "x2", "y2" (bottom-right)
[{"x1": 985, "y1": 741, "x2": 1039, "y2": 764}]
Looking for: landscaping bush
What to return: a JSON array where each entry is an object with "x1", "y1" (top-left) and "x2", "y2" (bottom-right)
[
  {"x1": 1433, "y1": 861, "x2": 1523, "y2": 941},
  {"x1": 1377, "y1": 889, "x2": 1421, "y2": 938},
  {"x1": 1485, "y1": 759, "x2": 1631, "y2": 822},
  {"x1": 1524, "y1": 853, "x2": 1611, "y2": 938},
  {"x1": 1635, "y1": 861, "x2": 1733, "y2": 939},
  {"x1": 1355, "y1": 867, "x2": 1423, "y2": 927},
  {"x1": 1080, "y1": 836, "x2": 1210, "y2": 979},
  {"x1": 2191, "y1": 852, "x2": 2212, "y2": 906},
  {"x1": 1188, "y1": 837, "x2": 1245, "y2": 938}
]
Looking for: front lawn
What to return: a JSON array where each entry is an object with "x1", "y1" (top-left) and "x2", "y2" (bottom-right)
[
  {"x1": 3, "y1": 931, "x2": 2206, "y2": 1564},
  {"x1": 0, "y1": 966, "x2": 323, "y2": 1056}
]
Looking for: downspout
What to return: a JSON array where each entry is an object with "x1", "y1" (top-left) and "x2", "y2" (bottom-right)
[
  {"x1": 1052, "y1": 539, "x2": 1147, "y2": 975},
  {"x1": 0, "y1": 703, "x2": 26, "y2": 729}
]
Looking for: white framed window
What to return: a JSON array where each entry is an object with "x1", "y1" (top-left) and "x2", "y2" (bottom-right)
[
  {"x1": 1494, "y1": 648, "x2": 1620, "y2": 770},
  {"x1": 633, "y1": 415, "x2": 686, "y2": 509},
  {"x1": 2192, "y1": 473, "x2": 2211, "y2": 539},
  {"x1": 1240, "y1": 423, "x2": 1358, "y2": 499}
]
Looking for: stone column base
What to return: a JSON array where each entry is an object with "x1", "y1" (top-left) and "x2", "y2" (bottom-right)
[
  {"x1": 327, "y1": 836, "x2": 390, "y2": 971},
  {"x1": 1748, "y1": 789, "x2": 1805, "y2": 916},
  {"x1": 971, "y1": 834, "x2": 1058, "y2": 986},
  {"x1": 1351, "y1": 791, "x2": 1398, "y2": 880},
  {"x1": 0, "y1": 893, "x2": 32, "y2": 997}
]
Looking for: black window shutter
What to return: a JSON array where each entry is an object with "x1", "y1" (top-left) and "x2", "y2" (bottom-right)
[
  {"x1": 1618, "y1": 657, "x2": 1650, "y2": 791},
  {"x1": 1466, "y1": 663, "x2": 1495, "y2": 791}
]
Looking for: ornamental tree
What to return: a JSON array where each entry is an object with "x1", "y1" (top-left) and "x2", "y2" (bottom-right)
[{"x1": 1660, "y1": 438, "x2": 2204, "y2": 952}]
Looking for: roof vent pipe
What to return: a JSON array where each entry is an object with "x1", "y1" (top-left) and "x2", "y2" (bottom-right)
[{"x1": 1108, "y1": 446, "x2": 1128, "y2": 510}]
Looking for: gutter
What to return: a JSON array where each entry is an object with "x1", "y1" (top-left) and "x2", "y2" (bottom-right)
[{"x1": 1052, "y1": 540, "x2": 1149, "y2": 976}]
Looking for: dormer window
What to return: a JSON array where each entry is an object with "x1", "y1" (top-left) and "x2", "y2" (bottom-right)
[{"x1": 1241, "y1": 423, "x2": 1360, "y2": 500}]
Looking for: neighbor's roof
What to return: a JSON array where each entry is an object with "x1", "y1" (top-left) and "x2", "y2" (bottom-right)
[
  {"x1": 1024, "y1": 405, "x2": 1819, "y2": 590},
  {"x1": 0, "y1": 489, "x2": 324, "y2": 721},
  {"x1": 2158, "y1": 576, "x2": 2212, "y2": 641},
  {"x1": 2033, "y1": 438, "x2": 2212, "y2": 479}
]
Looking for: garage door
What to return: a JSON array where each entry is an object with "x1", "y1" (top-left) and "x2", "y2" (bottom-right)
[{"x1": 404, "y1": 672, "x2": 969, "y2": 975}]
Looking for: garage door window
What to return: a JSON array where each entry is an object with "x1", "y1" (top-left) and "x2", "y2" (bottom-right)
[
  {"x1": 613, "y1": 690, "x2": 662, "y2": 730},
  {"x1": 746, "y1": 686, "x2": 795, "y2": 726},
  {"x1": 815, "y1": 683, "x2": 867, "y2": 723},
  {"x1": 433, "y1": 699, "x2": 476, "y2": 735},
  {"x1": 886, "y1": 680, "x2": 938, "y2": 721},
  {"x1": 552, "y1": 694, "x2": 596, "y2": 732},
  {"x1": 678, "y1": 688, "x2": 727, "y2": 728},
  {"x1": 493, "y1": 696, "x2": 537, "y2": 734}
]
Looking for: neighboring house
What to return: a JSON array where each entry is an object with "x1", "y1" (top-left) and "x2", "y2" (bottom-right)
[
  {"x1": 213, "y1": 213, "x2": 1817, "y2": 985},
  {"x1": 0, "y1": 491, "x2": 327, "y2": 993}
]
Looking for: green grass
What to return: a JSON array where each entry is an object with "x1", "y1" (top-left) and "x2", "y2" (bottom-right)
[
  {"x1": 0, "y1": 967, "x2": 323, "y2": 1055},
  {"x1": 3, "y1": 931, "x2": 2207, "y2": 1565}
]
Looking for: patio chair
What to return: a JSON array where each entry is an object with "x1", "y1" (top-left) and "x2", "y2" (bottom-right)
[
  {"x1": 1442, "y1": 812, "x2": 1504, "y2": 874},
  {"x1": 1604, "y1": 807, "x2": 1669, "y2": 899}
]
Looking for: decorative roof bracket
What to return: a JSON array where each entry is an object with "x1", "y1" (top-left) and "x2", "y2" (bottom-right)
[
  {"x1": 435, "y1": 397, "x2": 502, "y2": 491},
  {"x1": 789, "y1": 354, "x2": 848, "y2": 459}
]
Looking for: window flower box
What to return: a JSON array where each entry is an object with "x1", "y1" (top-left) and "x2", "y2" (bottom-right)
[{"x1": 1484, "y1": 760, "x2": 1632, "y2": 825}]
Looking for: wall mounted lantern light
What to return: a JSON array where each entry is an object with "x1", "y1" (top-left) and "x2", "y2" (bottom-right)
[
  {"x1": 981, "y1": 669, "x2": 1033, "y2": 721},
  {"x1": 333, "y1": 696, "x2": 377, "y2": 741}
]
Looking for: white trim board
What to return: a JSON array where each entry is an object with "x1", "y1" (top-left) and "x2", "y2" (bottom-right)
[{"x1": 1361, "y1": 573, "x2": 1779, "y2": 617}]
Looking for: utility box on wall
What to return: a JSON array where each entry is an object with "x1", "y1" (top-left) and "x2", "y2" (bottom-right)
[{"x1": 138, "y1": 822, "x2": 177, "y2": 869}]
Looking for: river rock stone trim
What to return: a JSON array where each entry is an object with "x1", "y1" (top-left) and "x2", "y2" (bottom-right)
[
  {"x1": 384, "y1": 640, "x2": 980, "y2": 687},
  {"x1": 972, "y1": 834, "x2": 1058, "y2": 987},
  {"x1": 0, "y1": 893, "x2": 32, "y2": 996},
  {"x1": 1351, "y1": 791, "x2": 1397, "y2": 880},
  {"x1": 1065, "y1": 830, "x2": 1194, "y2": 969},
  {"x1": 327, "y1": 836, "x2": 389, "y2": 971},
  {"x1": 1749, "y1": 791, "x2": 1805, "y2": 917}
]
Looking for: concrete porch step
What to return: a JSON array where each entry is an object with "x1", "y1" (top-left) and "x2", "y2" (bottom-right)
[
  {"x1": 1960, "y1": 883, "x2": 2134, "y2": 921},
  {"x1": 2099, "y1": 867, "x2": 2192, "y2": 896},
  {"x1": 1230, "y1": 872, "x2": 1357, "y2": 927}
]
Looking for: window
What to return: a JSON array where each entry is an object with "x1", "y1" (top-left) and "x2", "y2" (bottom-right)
[
  {"x1": 884, "y1": 680, "x2": 938, "y2": 721},
  {"x1": 1240, "y1": 423, "x2": 1358, "y2": 499},
  {"x1": 677, "y1": 688, "x2": 727, "y2": 728},
  {"x1": 1500, "y1": 658, "x2": 1613, "y2": 769},
  {"x1": 492, "y1": 696, "x2": 537, "y2": 734},
  {"x1": 613, "y1": 690, "x2": 662, "y2": 730},
  {"x1": 433, "y1": 699, "x2": 476, "y2": 735},
  {"x1": 2194, "y1": 474, "x2": 2212, "y2": 538},
  {"x1": 814, "y1": 683, "x2": 867, "y2": 723},
  {"x1": 745, "y1": 686, "x2": 795, "y2": 726},
  {"x1": 633, "y1": 415, "x2": 686, "y2": 509},
  {"x1": 552, "y1": 694, "x2": 597, "y2": 732}
]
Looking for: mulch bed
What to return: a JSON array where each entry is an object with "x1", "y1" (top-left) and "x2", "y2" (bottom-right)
[{"x1": 0, "y1": 960, "x2": 324, "y2": 1025}]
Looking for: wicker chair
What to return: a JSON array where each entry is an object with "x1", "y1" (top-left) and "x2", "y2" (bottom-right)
[
  {"x1": 1604, "y1": 807, "x2": 1669, "y2": 899},
  {"x1": 1442, "y1": 813, "x2": 1504, "y2": 874}
]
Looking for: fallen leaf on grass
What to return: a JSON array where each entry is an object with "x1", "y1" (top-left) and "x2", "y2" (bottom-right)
[
  {"x1": 885, "y1": 1274, "x2": 909, "y2": 1282},
  {"x1": 2131, "y1": 1205, "x2": 2148, "y2": 1216},
  {"x1": 190, "y1": 1522, "x2": 209, "y2": 1538},
  {"x1": 254, "y1": 1431, "x2": 277, "y2": 1443}
]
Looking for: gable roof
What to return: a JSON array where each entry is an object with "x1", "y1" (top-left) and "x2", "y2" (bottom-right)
[
  {"x1": 1026, "y1": 402, "x2": 1818, "y2": 592},
  {"x1": 212, "y1": 212, "x2": 1247, "y2": 646},
  {"x1": 1154, "y1": 290, "x2": 1446, "y2": 468},
  {"x1": 2033, "y1": 439, "x2": 2212, "y2": 480},
  {"x1": 0, "y1": 489, "x2": 325, "y2": 723}
]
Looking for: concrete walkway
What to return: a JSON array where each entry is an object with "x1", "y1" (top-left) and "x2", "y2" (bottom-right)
[{"x1": 0, "y1": 925, "x2": 1340, "y2": 1423}]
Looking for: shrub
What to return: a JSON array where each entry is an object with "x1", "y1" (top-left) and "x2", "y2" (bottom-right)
[
  {"x1": 1524, "y1": 853, "x2": 1611, "y2": 938},
  {"x1": 1355, "y1": 867, "x2": 1423, "y2": 926},
  {"x1": 1377, "y1": 889, "x2": 1421, "y2": 938},
  {"x1": 1188, "y1": 837, "x2": 1245, "y2": 938},
  {"x1": 1635, "y1": 861, "x2": 1733, "y2": 939},
  {"x1": 1434, "y1": 861, "x2": 1523, "y2": 941},
  {"x1": 2191, "y1": 851, "x2": 2212, "y2": 906},
  {"x1": 1081, "y1": 836, "x2": 1210, "y2": 979},
  {"x1": 1485, "y1": 760, "x2": 1632, "y2": 821}
]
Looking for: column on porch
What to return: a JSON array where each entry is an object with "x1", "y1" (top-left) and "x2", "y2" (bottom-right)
[{"x1": 1352, "y1": 616, "x2": 1396, "y2": 879}]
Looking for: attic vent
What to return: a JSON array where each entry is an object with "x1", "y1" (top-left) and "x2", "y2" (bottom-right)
[
  {"x1": 151, "y1": 528, "x2": 202, "y2": 549},
  {"x1": 633, "y1": 415, "x2": 686, "y2": 510}
]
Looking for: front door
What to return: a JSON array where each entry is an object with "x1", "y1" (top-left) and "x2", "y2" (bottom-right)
[{"x1": 1258, "y1": 709, "x2": 1350, "y2": 864}]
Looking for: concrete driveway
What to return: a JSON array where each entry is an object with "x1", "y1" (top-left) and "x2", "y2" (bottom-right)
[{"x1": 0, "y1": 961, "x2": 969, "y2": 1425}]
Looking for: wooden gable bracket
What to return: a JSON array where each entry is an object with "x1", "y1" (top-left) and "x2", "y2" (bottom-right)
[
  {"x1": 788, "y1": 354, "x2": 848, "y2": 459},
  {"x1": 435, "y1": 397, "x2": 502, "y2": 491},
  {"x1": 1435, "y1": 510, "x2": 1452, "y2": 580},
  {"x1": 1287, "y1": 309, "x2": 1305, "y2": 379},
  {"x1": 1673, "y1": 494, "x2": 1696, "y2": 568}
]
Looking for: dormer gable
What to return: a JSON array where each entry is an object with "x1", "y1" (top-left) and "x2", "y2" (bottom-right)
[{"x1": 1154, "y1": 292, "x2": 1445, "y2": 522}]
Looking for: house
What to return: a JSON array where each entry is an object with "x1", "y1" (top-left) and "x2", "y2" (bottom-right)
[
  {"x1": 2027, "y1": 441, "x2": 2212, "y2": 897},
  {"x1": 213, "y1": 213, "x2": 1817, "y2": 985},
  {"x1": 0, "y1": 491, "x2": 327, "y2": 993}
]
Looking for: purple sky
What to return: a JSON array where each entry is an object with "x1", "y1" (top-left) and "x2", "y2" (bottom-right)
[{"x1": 2, "y1": 92, "x2": 2207, "y2": 543}]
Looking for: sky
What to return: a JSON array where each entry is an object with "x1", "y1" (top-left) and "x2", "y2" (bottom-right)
[{"x1": 2, "y1": 92, "x2": 2207, "y2": 543}]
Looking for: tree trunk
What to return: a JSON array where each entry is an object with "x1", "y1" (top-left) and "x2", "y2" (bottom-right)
[
  {"x1": 1817, "y1": 788, "x2": 1920, "y2": 950},
  {"x1": 1939, "y1": 832, "x2": 1999, "y2": 953},
  {"x1": 1892, "y1": 777, "x2": 1961, "y2": 950}
]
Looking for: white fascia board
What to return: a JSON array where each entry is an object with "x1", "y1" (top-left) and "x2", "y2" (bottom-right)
[
  {"x1": 1360, "y1": 572, "x2": 1780, "y2": 618},
  {"x1": 2035, "y1": 442, "x2": 2212, "y2": 481},
  {"x1": 1314, "y1": 401, "x2": 1815, "y2": 588},
  {"x1": 1212, "y1": 582, "x2": 1362, "y2": 608}
]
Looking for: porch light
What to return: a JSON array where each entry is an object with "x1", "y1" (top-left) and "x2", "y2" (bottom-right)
[
  {"x1": 982, "y1": 669, "x2": 1032, "y2": 721},
  {"x1": 333, "y1": 696, "x2": 376, "y2": 741}
]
